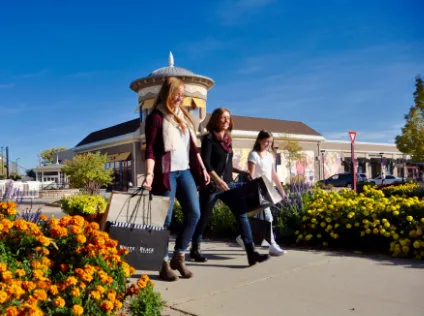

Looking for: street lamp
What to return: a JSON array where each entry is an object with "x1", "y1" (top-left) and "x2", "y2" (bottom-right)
[
  {"x1": 15, "y1": 158, "x2": 21, "y2": 174},
  {"x1": 320, "y1": 150, "x2": 326, "y2": 179}
]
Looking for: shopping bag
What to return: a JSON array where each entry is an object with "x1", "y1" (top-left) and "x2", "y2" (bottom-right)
[
  {"x1": 219, "y1": 176, "x2": 282, "y2": 216},
  {"x1": 249, "y1": 217, "x2": 271, "y2": 245},
  {"x1": 108, "y1": 222, "x2": 169, "y2": 271},
  {"x1": 104, "y1": 188, "x2": 169, "y2": 228}
]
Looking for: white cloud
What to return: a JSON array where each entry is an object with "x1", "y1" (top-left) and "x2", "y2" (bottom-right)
[
  {"x1": 0, "y1": 83, "x2": 15, "y2": 89},
  {"x1": 215, "y1": 0, "x2": 276, "y2": 25}
]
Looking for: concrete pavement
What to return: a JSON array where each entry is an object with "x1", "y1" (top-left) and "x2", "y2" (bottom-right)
[{"x1": 16, "y1": 198, "x2": 424, "y2": 316}]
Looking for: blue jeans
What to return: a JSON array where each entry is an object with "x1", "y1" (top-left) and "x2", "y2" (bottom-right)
[
  {"x1": 162, "y1": 169, "x2": 201, "y2": 259},
  {"x1": 193, "y1": 182, "x2": 253, "y2": 247}
]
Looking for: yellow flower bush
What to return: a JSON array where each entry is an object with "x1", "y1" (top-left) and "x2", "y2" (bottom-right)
[
  {"x1": 0, "y1": 203, "x2": 163, "y2": 315},
  {"x1": 295, "y1": 186, "x2": 424, "y2": 259}
]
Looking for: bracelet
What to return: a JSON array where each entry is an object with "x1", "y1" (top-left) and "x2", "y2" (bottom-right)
[{"x1": 146, "y1": 172, "x2": 154, "y2": 176}]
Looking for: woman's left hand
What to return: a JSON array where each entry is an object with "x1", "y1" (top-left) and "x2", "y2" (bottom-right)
[{"x1": 203, "y1": 169, "x2": 211, "y2": 185}]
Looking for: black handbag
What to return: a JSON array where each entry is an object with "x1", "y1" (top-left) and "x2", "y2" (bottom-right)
[
  {"x1": 108, "y1": 188, "x2": 170, "y2": 271},
  {"x1": 219, "y1": 176, "x2": 282, "y2": 216}
]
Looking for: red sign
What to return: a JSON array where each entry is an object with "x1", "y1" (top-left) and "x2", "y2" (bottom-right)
[{"x1": 348, "y1": 131, "x2": 357, "y2": 143}]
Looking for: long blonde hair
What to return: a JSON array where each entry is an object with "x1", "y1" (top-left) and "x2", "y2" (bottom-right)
[{"x1": 153, "y1": 77, "x2": 194, "y2": 131}]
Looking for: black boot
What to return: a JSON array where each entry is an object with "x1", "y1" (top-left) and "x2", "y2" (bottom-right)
[
  {"x1": 245, "y1": 243, "x2": 269, "y2": 266},
  {"x1": 190, "y1": 243, "x2": 208, "y2": 262}
]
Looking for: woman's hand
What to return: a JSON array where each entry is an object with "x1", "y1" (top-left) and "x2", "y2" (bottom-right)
[
  {"x1": 203, "y1": 169, "x2": 211, "y2": 185},
  {"x1": 216, "y1": 179, "x2": 230, "y2": 191},
  {"x1": 143, "y1": 173, "x2": 154, "y2": 191}
]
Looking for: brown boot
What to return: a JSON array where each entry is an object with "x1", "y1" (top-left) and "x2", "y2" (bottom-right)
[
  {"x1": 159, "y1": 261, "x2": 178, "y2": 282},
  {"x1": 170, "y1": 252, "x2": 193, "y2": 278}
]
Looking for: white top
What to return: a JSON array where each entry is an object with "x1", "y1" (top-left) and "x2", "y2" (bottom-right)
[
  {"x1": 248, "y1": 151, "x2": 274, "y2": 182},
  {"x1": 170, "y1": 129, "x2": 190, "y2": 171}
]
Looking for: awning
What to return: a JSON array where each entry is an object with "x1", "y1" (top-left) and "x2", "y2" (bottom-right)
[
  {"x1": 108, "y1": 152, "x2": 132, "y2": 162},
  {"x1": 192, "y1": 97, "x2": 206, "y2": 108}
]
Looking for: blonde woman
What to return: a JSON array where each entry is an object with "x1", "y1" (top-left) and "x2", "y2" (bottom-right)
[{"x1": 143, "y1": 77, "x2": 210, "y2": 281}]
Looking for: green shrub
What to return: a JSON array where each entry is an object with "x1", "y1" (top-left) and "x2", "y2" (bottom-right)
[
  {"x1": 60, "y1": 194, "x2": 107, "y2": 215},
  {"x1": 128, "y1": 283, "x2": 165, "y2": 316},
  {"x1": 170, "y1": 201, "x2": 238, "y2": 239}
]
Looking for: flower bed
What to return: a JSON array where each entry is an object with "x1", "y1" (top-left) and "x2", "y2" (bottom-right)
[
  {"x1": 294, "y1": 186, "x2": 424, "y2": 259},
  {"x1": 0, "y1": 201, "x2": 165, "y2": 315}
]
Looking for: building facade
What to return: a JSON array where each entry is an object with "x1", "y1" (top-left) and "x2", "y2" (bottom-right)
[{"x1": 58, "y1": 53, "x2": 413, "y2": 190}]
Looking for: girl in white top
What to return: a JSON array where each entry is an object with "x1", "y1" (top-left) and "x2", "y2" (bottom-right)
[{"x1": 248, "y1": 130, "x2": 287, "y2": 256}]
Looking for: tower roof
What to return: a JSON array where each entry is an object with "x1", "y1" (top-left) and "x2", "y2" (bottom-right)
[{"x1": 130, "y1": 52, "x2": 214, "y2": 92}]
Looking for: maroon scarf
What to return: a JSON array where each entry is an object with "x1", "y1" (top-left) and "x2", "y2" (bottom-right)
[{"x1": 213, "y1": 131, "x2": 232, "y2": 153}]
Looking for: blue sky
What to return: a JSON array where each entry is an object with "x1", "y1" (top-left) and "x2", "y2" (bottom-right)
[{"x1": 0, "y1": 0, "x2": 423, "y2": 171}]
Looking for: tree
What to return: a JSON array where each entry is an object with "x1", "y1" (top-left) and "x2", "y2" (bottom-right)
[
  {"x1": 26, "y1": 169, "x2": 36, "y2": 179},
  {"x1": 282, "y1": 139, "x2": 303, "y2": 184},
  {"x1": 62, "y1": 152, "x2": 113, "y2": 195},
  {"x1": 40, "y1": 147, "x2": 67, "y2": 164},
  {"x1": 395, "y1": 76, "x2": 424, "y2": 162}
]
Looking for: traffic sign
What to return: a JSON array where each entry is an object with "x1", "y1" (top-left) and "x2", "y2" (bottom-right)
[{"x1": 348, "y1": 131, "x2": 357, "y2": 143}]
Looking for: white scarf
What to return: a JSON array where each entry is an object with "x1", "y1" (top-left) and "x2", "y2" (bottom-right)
[{"x1": 156, "y1": 104, "x2": 196, "y2": 152}]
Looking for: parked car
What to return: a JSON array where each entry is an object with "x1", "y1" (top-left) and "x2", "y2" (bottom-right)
[
  {"x1": 357, "y1": 173, "x2": 368, "y2": 182},
  {"x1": 369, "y1": 174, "x2": 405, "y2": 185},
  {"x1": 318, "y1": 173, "x2": 353, "y2": 188}
]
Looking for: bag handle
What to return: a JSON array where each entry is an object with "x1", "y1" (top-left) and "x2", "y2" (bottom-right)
[{"x1": 113, "y1": 187, "x2": 153, "y2": 227}]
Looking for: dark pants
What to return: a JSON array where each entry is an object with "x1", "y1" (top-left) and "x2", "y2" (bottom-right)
[{"x1": 192, "y1": 185, "x2": 254, "y2": 246}]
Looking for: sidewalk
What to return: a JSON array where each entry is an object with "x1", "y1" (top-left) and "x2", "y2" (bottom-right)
[
  {"x1": 17, "y1": 198, "x2": 424, "y2": 316},
  {"x1": 144, "y1": 241, "x2": 424, "y2": 316}
]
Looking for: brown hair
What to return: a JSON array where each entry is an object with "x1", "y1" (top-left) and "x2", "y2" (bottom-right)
[
  {"x1": 153, "y1": 77, "x2": 194, "y2": 131},
  {"x1": 206, "y1": 107, "x2": 233, "y2": 133},
  {"x1": 252, "y1": 130, "x2": 274, "y2": 152}
]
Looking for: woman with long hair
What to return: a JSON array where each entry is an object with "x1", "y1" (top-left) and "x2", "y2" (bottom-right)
[
  {"x1": 190, "y1": 108, "x2": 269, "y2": 266},
  {"x1": 246, "y1": 130, "x2": 287, "y2": 256},
  {"x1": 143, "y1": 77, "x2": 210, "y2": 281}
]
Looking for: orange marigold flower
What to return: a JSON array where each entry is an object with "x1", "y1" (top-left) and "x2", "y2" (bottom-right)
[
  {"x1": 75, "y1": 234, "x2": 86, "y2": 244},
  {"x1": 7, "y1": 207, "x2": 16, "y2": 215},
  {"x1": 107, "y1": 289, "x2": 116, "y2": 302},
  {"x1": 90, "y1": 290, "x2": 102, "y2": 300},
  {"x1": 114, "y1": 300, "x2": 123, "y2": 309},
  {"x1": 36, "y1": 280, "x2": 51, "y2": 289},
  {"x1": 22, "y1": 281, "x2": 37, "y2": 291},
  {"x1": 31, "y1": 260, "x2": 42, "y2": 269},
  {"x1": 64, "y1": 276, "x2": 78, "y2": 287},
  {"x1": 95, "y1": 285, "x2": 105, "y2": 294},
  {"x1": 54, "y1": 296, "x2": 66, "y2": 308},
  {"x1": 72, "y1": 305, "x2": 84, "y2": 316},
  {"x1": 49, "y1": 285, "x2": 59, "y2": 295},
  {"x1": 13, "y1": 219, "x2": 28, "y2": 231},
  {"x1": 48, "y1": 217, "x2": 59, "y2": 226},
  {"x1": 32, "y1": 269, "x2": 44, "y2": 280},
  {"x1": 39, "y1": 214, "x2": 48, "y2": 221},
  {"x1": 60, "y1": 264, "x2": 68, "y2": 273},
  {"x1": 89, "y1": 221, "x2": 100, "y2": 230},
  {"x1": 0, "y1": 290, "x2": 8, "y2": 304},
  {"x1": 0, "y1": 263, "x2": 7, "y2": 272},
  {"x1": 33, "y1": 289, "x2": 48, "y2": 301},
  {"x1": 70, "y1": 225, "x2": 83, "y2": 235},
  {"x1": 71, "y1": 287, "x2": 81, "y2": 297},
  {"x1": 59, "y1": 216, "x2": 72, "y2": 226},
  {"x1": 37, "y1": 236, "x2": 51, "y2": 247},
  {"x1": 15, "y1": 268, "x2": 26, "y2": 277},
  {"x1": 101, "y1": 300, "x2": 114, "y2": 312},
  {"x1": 71, "y1": 215, "x2": 85, "y2": 227},
  {"x1": 5, "y1": 306, "x2": 19, "y2": 316},
  {"x1": 2, "y1": 270, "x2": 13, "y2": 280}
]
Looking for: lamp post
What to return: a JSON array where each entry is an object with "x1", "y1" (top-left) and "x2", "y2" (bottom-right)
[
  {"x1": 15, "y1": 158, "x2": 21, "y2": 174},
  {"x1": 0, "y1": 146, "x2": 3, "y2": 177},
  {"x1": 320, "y1": 150, "x2": 326, "y2": 179},
  {"x1": 379, "y1": 153, "x2": 385, "y2": 184}
]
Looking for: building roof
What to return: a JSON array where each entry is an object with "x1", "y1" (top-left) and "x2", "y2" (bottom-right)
[
  {"x1": 75, "y1": 113, "x2": 322, "y2": 148},
  {"x1": 202, "y1": 114, "x2": 322, "y2": 136},
  {"x1": 76, "y1": 119, "x2": 140, "y2": 147},
  {"x1": 130, "y1": 52, "x2": 214, "y2": 92}
]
